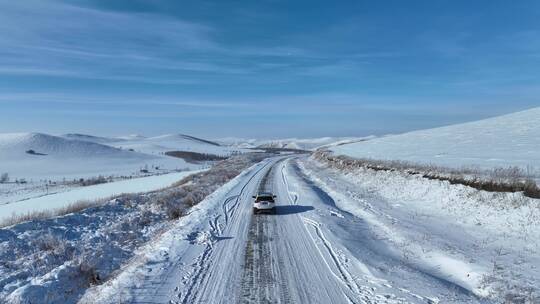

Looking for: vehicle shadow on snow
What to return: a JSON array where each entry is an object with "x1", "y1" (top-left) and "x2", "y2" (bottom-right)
[
  {"x1": 214, "y1": 236, "x2": 234, "y2": 241},
  {"x1": 275, "y1": 205, "x2": 314, "y2": 215}
]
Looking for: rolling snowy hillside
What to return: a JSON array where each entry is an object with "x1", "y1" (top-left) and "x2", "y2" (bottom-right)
[
  {"x1": 0, "y1": 133, "x2": 132, "y2": 158},
  {"x1": 61, "y1": 133, "x2": 122, "y2": 144},
  {"x1": 0, "y1": 133, "x2": 187, "y2": 180},
  {"x1": 111, "y1": 134, "x2": 243, "y2": 156},
  {"x1": 256, "y1": 137, "x2": 350, "y2": 150},
  {"x1": 331, "y1": 107, "x2": 540, "y2": 172},
  {"x1": 218, "y1": 136, "x2": 373, "y2": 151}
]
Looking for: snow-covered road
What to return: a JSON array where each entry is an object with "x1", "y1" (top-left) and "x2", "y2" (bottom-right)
[{"x1": 85, "y1": 156, "x2": 491, "y2": 303}]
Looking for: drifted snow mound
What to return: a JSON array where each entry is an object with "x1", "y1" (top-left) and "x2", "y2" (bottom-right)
[
  {"x1": 0, "y1": 133, "x2": 147, "y2": 159},
  {"x1": 331, "y1": 107, "x2": 540, "y2": 170}
]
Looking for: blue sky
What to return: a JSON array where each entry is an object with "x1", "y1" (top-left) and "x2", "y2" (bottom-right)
[{"x1": 0, "y1": 0, "x2": 539, "y2": 138}]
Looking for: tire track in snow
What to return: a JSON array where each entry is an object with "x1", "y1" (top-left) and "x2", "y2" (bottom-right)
[
  {"x1": 239, "y1": 203, "x2": 293, "y2": 304},
  {"x1": 222, "y1": 195, "x2": 239, "y2": 225},
  {"x1": 302, "y1": 217, "x2": 361, "y2": 297},
  {"x1": 281, "y1": 159, "x2": 364, "y2": 303},
  {"x1": 239, "y1": 160, "x2": 293, "y2": 304},
  {"x1": 177, "y1": 161, "x2": 272, "y2": 304}
]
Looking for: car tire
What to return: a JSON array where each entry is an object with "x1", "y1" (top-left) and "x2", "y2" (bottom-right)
[{"x1": 253, "y1": 207, "x2": 258, "y2": 214}]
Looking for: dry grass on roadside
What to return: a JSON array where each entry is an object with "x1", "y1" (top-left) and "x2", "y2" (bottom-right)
[
  {"x1": 0, "y1": 199, "x2": 107, "y2": 228},
  {"x1": 314, "y1": 150, "x2": 540, "y2": 199}
]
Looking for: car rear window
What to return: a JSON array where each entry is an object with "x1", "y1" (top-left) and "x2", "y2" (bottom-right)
[{"x1": 256, "y1": 196, "x2": 274, "y2": 202}]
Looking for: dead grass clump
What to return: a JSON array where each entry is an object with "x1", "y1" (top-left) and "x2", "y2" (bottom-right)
[
  {"x1": 0, "y1": 210, "x2": 53, "y2": 228},
  {"x1": 0, "y1": 199, "x2": 107, "y2": 228}
]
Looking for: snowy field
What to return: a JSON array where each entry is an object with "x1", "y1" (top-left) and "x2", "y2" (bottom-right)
[
  {"x1": 0, "y1": 131, "x2": 240, "y2": 220},
  {"x1": 331, "y1": 107, "x2": 540, "y2": 173},
  {"x1": 0, "y1": 133, "x2": 195, "y2": 181},
  {"x1": 0, "y1": 170, "x2": 200, "y2": 223}
]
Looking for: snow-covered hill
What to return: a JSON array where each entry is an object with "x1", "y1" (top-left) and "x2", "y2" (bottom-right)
[
  {"x1": 112, "y1": 133, "x2": 242, "y2": 156},
  {"x1": 218, "y1": 137, "x2": 372, "y2": 151},
  {"x1": 259, "y1": 137, "x2": 376, "y2": 151},
  {"x1": 0, "y1": 133, "x2": 186, "y2": 180},
  {"x1": 64, "y1": 132, "x2": 246, "y2": 156},
  {"x1": 0, "y1": 133, "x2": 136, "y2": 159},
  {"x1": 61, "y1": 133, "x2": 122, "y2": 144},
  {"x1": 331, "y1": 107, "x2": 540, "y2": 171}
]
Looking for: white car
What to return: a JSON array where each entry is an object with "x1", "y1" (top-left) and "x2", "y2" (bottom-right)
[{"x1": 252, "y1": 192, "x2": 276, "y2": 214}]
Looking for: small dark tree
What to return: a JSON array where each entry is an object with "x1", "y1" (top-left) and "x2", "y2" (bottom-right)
[{"x1": 0, "y1": 173, "x2": 9, "y2": 183}]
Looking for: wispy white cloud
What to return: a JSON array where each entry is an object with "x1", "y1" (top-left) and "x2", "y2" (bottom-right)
[
  {"x1": 0, "y1": 0, "x2": 252, "y2": 81},
  {"x1": 0, "y1": 92, "x2": 253, "y2": 108},
  {"x1": 0, "y1": 0, "x2": 397, "y2": 83}
]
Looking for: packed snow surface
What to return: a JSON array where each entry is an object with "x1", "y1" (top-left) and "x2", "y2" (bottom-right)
[
  {"x1": 0, "y1": 171, "x2": 199, "y2": 222},
  {"x1": 331, "y1": 107, "x2": 540, "y2": 171}
]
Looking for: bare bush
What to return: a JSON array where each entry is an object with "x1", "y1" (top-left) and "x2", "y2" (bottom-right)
[
  {"x1": 165, "y1": 151, "x2": 227, "y2": 162},
  {"x1": 77, "y1": 255, "x2": 101, "y2": 286},
  {"x1": 0, "y1": 172, "x2": 8, "y2": 183},
  {"x1": 166, "y1": 204, "x2": 185, "y2": 219},
  {"x1": 33, "y1": 233, "x2": 74, "y2": 259},
  {"x1": 57, "y1": 200, "x2": 101, "y2": 215},
  {"x1": 79, "y1": 175, "x2": 108, "y2": 186}
]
